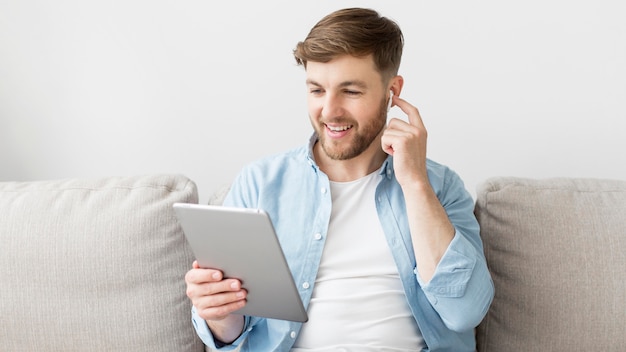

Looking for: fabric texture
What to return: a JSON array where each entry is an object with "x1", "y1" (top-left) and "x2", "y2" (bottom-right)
[
  {"x1": 193, "y1": 136, "x2": 494, "y2": 352},
  {"x1": 0, "y1": 174, "x2": 204, "y2": 351},
  {"x1": 474, "y1": 177, "x2": 626, "y2": 351}
]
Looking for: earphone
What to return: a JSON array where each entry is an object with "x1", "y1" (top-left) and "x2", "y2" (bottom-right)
[{"x1": 387, "y1": 90, "x2": 394, "y2": 112}]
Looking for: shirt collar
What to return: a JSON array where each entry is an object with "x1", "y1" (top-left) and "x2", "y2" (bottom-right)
[
  {"x1": 379, "y1": 157, "x2": 394, "y2": 179},
  {"x1": 305, "y1": 133, "x2": 319, "y2": 171}
]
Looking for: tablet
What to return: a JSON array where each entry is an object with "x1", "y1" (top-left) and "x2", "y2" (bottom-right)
[{"x1": 173, "y1": 203, "x2": 308, "y2": 323}]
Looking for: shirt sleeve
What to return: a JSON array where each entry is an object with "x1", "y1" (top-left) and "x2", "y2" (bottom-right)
[
  {"x1": 415, "y1": 168, "x2": 495, "y2": 332},
  {"x1": 191, "y1": 306, "x2": 251, "y2": 350}
]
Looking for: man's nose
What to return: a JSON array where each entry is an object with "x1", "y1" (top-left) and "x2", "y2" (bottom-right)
[{"x1": 322, "y1": 94, "x2": 343, "y2": 118}]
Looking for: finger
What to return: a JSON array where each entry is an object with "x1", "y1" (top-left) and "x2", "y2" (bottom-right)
[
  {"x1": 385, "y1": 118, "x2": 423, "y2": 144},
  {"x1": 203, "y1": 281, "x2": 246, "y2": 302},
  {"x1": 383, "y1": 123, "x2": 415, "y2": 138},
  {"x1": 392, "y1": 96, "x2": 425, "y2": 129},
  {"x1": 197, "y1": 293, "x2": 247, "y2": 321},
  {"x1": 185, "y1": 267, "x2": 224, "y2": 285},
  {"x1": 381, "y1": 129, "x2": 404, "y2": 156},
  {"x1": 192, "y1": 282, "x2": 247, "y2": 319},
  {"x1": 205, "y1": 278, "x2": 244, "y2": 298},
  {"x1": 381, "y1": 137, "x2": 394, "y2": 156},
  {"x1": 186, "y1": 277, "x2": 243, "y2": 304},
  {"x1": 381, "y1": 128, "x2": 413, "y2": 155},
  {"x1": 386, "y1": 117, "x2": 413, "y2": 132}
]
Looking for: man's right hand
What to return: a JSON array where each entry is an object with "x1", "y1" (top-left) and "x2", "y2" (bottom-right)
[{"x1": 185, "y1": 261, "x2": 247, "y2": 343}]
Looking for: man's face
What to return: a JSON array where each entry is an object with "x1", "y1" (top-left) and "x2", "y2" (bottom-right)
[{"x1": 305, "y1": 55, "x2": 388, "y2": 161}]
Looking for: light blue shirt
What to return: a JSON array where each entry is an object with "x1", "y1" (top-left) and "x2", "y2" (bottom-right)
[{"x1": 192, "y1": 135, "x2": 494, "y2": 352}]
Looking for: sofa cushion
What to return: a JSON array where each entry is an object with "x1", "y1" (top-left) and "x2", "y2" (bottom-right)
[
  {"x1": 474, "y1": 177, "x2": 626, "y2": 351},
  {"x1": 0, "y1": 174, "x2": 204, "y2": 351}
]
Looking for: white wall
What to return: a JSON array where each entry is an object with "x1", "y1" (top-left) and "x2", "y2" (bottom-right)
[{"x1": 1, "y1": 0, "x2": 625, "y2": 203}]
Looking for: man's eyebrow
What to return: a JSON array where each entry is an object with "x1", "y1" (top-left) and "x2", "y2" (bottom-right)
[
  {"x1": 305, "y1": 79, "x2": 368, "y2": 89},
  {"x1": 305, "y1": 79, "x2": 321, "y2": 87},
  {"x1": 339, "y1": 80, "x2": 368, "y2": 89}
]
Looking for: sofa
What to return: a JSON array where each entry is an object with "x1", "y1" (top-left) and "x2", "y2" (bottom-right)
[
  {"x1": 0, "y1": 174, "x2": 204, "y2": 351},
  {"x1": 1, "y1": 174, "x2": 625, "y2": 351},
  {"x1": 474, "y1": 177, "x2": 626, "y2": 351}
]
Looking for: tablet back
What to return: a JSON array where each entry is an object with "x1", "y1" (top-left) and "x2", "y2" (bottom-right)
[{"x1": 173, "y1": 203, "x2": 308, "y2": 323}]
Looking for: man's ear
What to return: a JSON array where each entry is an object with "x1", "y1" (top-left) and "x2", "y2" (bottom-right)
[{"x1": 389, "y1": 75, "x2": 404, "y2": 98}]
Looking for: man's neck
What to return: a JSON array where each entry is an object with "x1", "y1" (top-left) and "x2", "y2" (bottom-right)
[{"x1": 314, "y1": 140, "x2": 388, "y2": 182}]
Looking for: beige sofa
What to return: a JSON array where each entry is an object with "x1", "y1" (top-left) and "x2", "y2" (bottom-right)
[
  {"x1": 1, "y1": 174, "x2": 625, "y2": 351},
  {"x1": 0, "y1": 174, "x2": 204, "y2": 351},
  {"x1": 474, "y1": 177, "x2": 626, "y2": 351}
]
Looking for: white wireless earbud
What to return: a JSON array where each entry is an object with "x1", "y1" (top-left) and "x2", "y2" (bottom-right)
[{"x1": 387, "y1": 90, "x2": 394, "y2": 112}]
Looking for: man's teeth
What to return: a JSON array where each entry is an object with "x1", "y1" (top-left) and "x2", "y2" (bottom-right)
[{"x1": 328, "y1": 125, "x2": 351, "y2": 132}]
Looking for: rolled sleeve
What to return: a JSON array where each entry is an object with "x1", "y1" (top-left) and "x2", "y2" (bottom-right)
[
  {"x1": 415, "y1": 232, "x2": 494, "y2": 332},
  {"x1": 191, "y1": 306, "x2": 250, "y2": 350}
]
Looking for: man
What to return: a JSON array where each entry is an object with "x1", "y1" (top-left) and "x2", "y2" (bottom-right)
[{"x1": 185, "y1": 7, "x2": 494, "y2": 351}]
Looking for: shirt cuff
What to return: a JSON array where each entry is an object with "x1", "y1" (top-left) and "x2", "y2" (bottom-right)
[
  {"x1": 415, "y1": 230, "x2": 477, "y2": 298},
  {"x1": 191, "y1": 306, "x2": 250, "y2": 350}
]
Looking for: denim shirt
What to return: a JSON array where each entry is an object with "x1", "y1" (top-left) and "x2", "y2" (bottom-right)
[{"x1": 192, "y1": 135, "x2": 494, "y2": 352}]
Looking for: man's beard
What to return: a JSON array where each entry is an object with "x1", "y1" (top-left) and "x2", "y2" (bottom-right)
[{"x1": 314, "y1": 98, "x2": 387, "y2": 161}]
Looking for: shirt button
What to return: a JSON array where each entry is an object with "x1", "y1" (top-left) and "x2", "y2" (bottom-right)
[
  {"x1": 290, "y1": 331, "x2": 297, "y2": 339},
  {"x1": 302, "y1": 282, "x2": 310, "y2": 289},
  {"x1": 320, "y1": 187, "x2": 327, "y2": 194},
  {"x1": 314, "y1": 233, "x2": 322, "y2": 240}
]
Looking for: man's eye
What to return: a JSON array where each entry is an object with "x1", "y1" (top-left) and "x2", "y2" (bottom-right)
[{"x1": 345, "y1": 90, "x2": 361, "y2": 96}]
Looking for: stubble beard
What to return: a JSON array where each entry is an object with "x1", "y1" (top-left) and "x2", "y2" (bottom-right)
[{"x1": 314, "y1": 99, "x2": 387, "y2": 161}]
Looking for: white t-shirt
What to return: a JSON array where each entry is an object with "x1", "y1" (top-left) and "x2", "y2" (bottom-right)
[{"x1": 292, "y1": 171, "x2": 425, "y2": 351}]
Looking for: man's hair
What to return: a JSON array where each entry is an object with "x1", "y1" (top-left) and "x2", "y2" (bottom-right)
[{"x1": 293, "y1": 8, "x2": 404, "y2": 81}]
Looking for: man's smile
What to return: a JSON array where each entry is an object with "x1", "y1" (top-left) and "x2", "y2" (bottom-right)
[{"x1": 325, "y1": 123, "x2": 353, "y2": 133}]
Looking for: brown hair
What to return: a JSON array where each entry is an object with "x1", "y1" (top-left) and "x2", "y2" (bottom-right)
[{"x1": 293, "y1": 8, "x2": 404, "y2": 81}]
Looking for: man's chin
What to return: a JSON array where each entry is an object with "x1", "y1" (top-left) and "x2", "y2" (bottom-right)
[{"x1": 320, "y1": 143, "x2": 361, "y2": 161}]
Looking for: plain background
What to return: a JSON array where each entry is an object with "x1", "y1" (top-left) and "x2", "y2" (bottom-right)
[{"x1": 1, "y1": 0, "x2": 624, "y2": 203}]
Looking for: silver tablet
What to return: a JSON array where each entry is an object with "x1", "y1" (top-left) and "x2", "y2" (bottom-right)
[{"x1": 173, "y1": 203, "x2": 308, "y2": 323}]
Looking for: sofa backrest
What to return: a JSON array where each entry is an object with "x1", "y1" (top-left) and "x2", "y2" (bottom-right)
[
  {"x1": 0, "y1": 174, "x2": 204, "y2": 351},
  {"x1": 474, "y1": 177, "x2": 626, "y2": 351}
]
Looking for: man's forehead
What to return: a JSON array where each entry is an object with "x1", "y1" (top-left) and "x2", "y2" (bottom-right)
[{"x1": 304, "y1": 56, "x2": 381, "y2": 88}]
